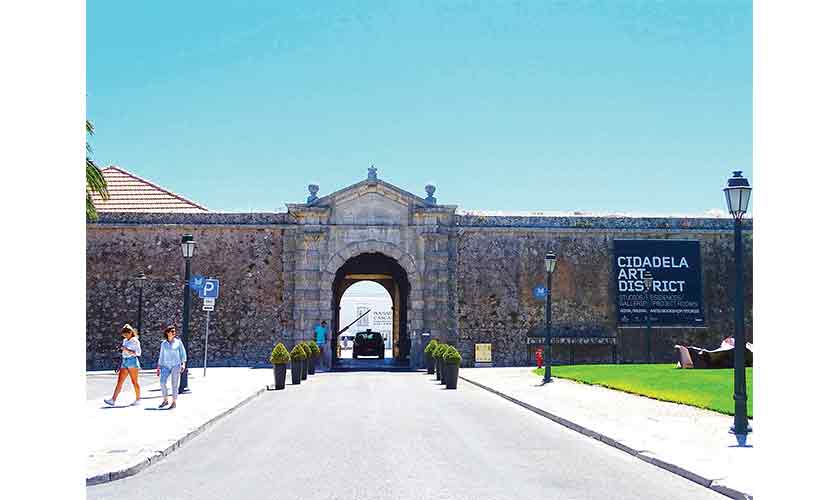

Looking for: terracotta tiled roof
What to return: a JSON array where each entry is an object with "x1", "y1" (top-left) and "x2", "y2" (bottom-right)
[{"x1": 91, "y1": 165, "x2": 208, "y2": 213}]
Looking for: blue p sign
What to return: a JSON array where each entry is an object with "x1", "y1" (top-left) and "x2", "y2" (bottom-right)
[
  {"x1": 190, "y1": 275, "x2": 206, "y2": 292},
  {"x1": 199, "y1": 278, "x2": 220, "y2": 299}
]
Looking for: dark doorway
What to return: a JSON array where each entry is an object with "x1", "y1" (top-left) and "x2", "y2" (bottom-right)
[{"x1": 332, "y1": 252, "x2": 410, "y2": 369}]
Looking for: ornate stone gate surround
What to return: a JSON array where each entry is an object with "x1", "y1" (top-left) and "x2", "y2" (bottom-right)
[
  {"x1": 285, "y1": 169, "x2": 458, "y2": 345},
  {"x1": 319, "y1": 239, "x2": 424, "y2": 333}
]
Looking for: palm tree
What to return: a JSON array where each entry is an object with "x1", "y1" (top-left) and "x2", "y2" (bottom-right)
[{"x1": 86, "y1": 120, "x2": 109, "y2": 220}]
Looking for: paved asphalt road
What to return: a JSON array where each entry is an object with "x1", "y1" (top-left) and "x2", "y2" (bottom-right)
[{"x1": 88, "y1": 372, "x2": 725, "y2": 500}]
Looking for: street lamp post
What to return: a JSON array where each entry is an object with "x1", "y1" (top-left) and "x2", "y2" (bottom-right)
[
  {"x1": 179, "y1": 234, "x2": 196, "y2": 394},
  {"x1": 643, "y1": 269, "x2": 653, "y2": 363},
  {"x1": 134, "y1": 272, "x2": 146, "y2": 336},
  {"x1": 723, "y1": 171, "x2": 752, "y2": 443},
  {"x1": 543, "y1": 251, "x2": 557, "y2": 384}
]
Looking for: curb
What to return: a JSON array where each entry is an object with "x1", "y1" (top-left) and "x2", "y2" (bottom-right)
[
  {"x1": 459, "y1": 375, "x2": 752, "y2": 500},
  {"x1": 86, "y1": 386, "x2": 266, "y2": 486}
]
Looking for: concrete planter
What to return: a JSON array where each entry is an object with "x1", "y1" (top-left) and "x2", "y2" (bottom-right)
[
  {"x1": 273, "y1": 364, "x2": 287, "y2": 389},
  {"x1": 308, "y1": 358, "x2": 316, "y2": 375},
  {"x1": 435, "y1": 358, "x2": 442, "y2": 381},
  {"x1": 301, "y1": 360, "x2": 308, "y2": 380},
  {"x1": 440, "y1": 361, "x2": 448, "y2": 385},
  {"x1": 445, "y1": 364, "x2": 459, "y2": 389},
  {"x1": 425, "y1": 353, "x2": 435, "y2": 374},
  {"x1": 291, "y1": 360, "x2": 303, "y2": 384}
]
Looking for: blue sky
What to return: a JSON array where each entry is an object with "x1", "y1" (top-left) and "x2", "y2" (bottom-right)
[{"x1": 87, "y1": 1, "x2": 752, "y2": 214}]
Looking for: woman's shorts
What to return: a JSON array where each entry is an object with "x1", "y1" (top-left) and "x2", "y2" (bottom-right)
[{"x1": 121, "y1": 357, "x2": 141, "y2": 369}]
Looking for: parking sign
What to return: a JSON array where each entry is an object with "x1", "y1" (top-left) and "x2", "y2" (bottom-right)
[{"x1": 199, "y1": 278, "x2": 220, "y2": 299}]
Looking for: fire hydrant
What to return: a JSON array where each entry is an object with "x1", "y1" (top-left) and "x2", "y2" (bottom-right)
[{"x1": 536, "y1": 346, "x2": 544, "y2": 369}]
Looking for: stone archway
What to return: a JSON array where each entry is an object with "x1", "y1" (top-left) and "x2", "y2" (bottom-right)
[{"x1": 319, "y1": 240, "x2": 424, "y2": 365}]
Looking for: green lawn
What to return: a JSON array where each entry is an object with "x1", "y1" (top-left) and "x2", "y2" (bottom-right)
[{"x1": 534, "y1": 364, "x2": 752, "y2": 418}]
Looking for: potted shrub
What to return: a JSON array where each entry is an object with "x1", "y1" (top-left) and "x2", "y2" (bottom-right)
[
  {"x1": 442, "y1": 345, "x2": 456, "y2": 386},
  {"x1": 306, "y1": 340, "x2": 320, "y2": 375},
  {"x1": 424, "y1": 339, "x2": 439, "y2": 375},
  {"x1": 434, "y1": 344, "x2": 448, "y2": 384},
  {"x1": 300, "y1": 342, "x2": 311, "y2": 380},
  {"x1": 290, "y1": 344, "x2": 307, "y2": 385},
  {"x1": 269, "y1": 341, "x2": 290, "y2": 390},
  {"x1": 432, "y1": 343, "x2": 443, "y2": 381},
  {"x1": 444, "y1": 346, "x2": 462, "y2": 389}
]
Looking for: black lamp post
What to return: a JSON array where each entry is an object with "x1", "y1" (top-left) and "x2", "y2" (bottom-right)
[
  {"x1": 723, "y1": 171, "x2": 752, "y2": 442},
  {"x1": 134, "y1": 272, "x2": 147, "y2": 336},
  {"x1": 543, "y1": 251, "x2": 557, "y2": 384},
  {"x1": 643, "y1": 269, "x2": 653, "y2": 363},
  {"x1": 179, "y1": 234, "x2": 196, "y2": 394}
]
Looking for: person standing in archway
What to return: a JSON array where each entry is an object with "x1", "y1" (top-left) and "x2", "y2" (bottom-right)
[{"x1": 314, "y1": 320, "x2": 330, "y2": 370}]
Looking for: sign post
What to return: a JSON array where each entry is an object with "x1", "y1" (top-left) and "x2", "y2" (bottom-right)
[
  {"x1": 203, "y1": 309, "x2": 211, "y2": 376},
  {"x1": 198, "y1": 279, "x2": 220, "y2": 377}
]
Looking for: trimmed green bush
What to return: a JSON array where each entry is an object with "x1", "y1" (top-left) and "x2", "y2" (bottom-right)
[
  {"x1": 300, "y1": 342, "x2": 312, "y2": 359},
  {"x1": 269, "y1": 342, "x2": 291, "y2": 365},
  {"x1": 307, "y1": 340, "x2": 321, "y2": 358},
  {"x1": 290, "y1": 343, "x2": 308, "y2": 361},
  {"x1": 424, "y1": 339, "x2": 439, "y2": 355},
  {"x1": 432, "y1": 343, "x2": 447, "y2": 359},
  {"x1": 443, "y1": 346, "x2": 462, "y2": 365}
]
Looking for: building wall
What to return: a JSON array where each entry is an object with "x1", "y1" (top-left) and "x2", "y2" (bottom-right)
[
  {"x1": 451, "y1": 221, "x2": 753, "y2": 366},
  {"x1": 86, "y1": 212, "x2": 752, "y2": 369},
  {"x1": 86, "y1": 214, "x2": 290, "y2": 370}
]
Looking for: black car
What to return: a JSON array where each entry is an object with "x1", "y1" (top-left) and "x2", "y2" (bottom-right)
[{"x1": 353, "y1": 329, "x2": 385, "y2": 359}]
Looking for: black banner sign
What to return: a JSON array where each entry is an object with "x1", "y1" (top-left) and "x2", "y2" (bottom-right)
[{"x1": 613, "y1": 239, "x2": 705, "y2": 327}]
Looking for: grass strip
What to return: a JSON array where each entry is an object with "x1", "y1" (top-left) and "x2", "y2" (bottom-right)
[{"x1": 534, "y1": 364, "x2": 752, "y2": 418}]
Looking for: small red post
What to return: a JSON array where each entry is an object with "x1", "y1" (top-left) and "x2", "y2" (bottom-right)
[{"x1": 536, "y1": 346, "x2": 544, "y2": 369}]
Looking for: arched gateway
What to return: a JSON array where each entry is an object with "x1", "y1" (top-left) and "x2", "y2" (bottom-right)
[{"x1": 285, "y1": 167, "x2": 457, "y2": 365}]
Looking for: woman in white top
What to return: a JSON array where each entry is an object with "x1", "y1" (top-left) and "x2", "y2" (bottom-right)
[
  {"x1": 104, "y1": 324, "x2": 142, "y2": 406},
  {"x1": 156, "y1": 325, "x2": 187, "y2": 410}
]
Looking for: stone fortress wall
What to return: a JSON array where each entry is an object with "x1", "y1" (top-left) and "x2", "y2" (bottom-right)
[
  {"x1": 451, "y1": 216, "x2": 752, "y2": 366},
  {"x1": 87, "y1": 208, "x2": 751, "y2": 370}
]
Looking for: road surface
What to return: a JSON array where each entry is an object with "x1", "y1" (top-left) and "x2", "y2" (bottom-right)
[{"x1": 88, "y1": 371, "x2": 724, "y2": 500}]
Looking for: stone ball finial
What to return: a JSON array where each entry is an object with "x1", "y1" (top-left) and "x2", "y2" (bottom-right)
[
  {"x1": 424, "y1": 183, "x2": 437, "y2": 205},
  {"x1": 368, "y1": 165, "x2": 378, "y2": 181},
  {"x1": 307, "y1": 183, "x2": 319, "y2": 203}
]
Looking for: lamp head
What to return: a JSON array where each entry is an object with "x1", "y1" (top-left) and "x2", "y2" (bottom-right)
[
  {"x1": 723, "y1": 171, "x2": 752, "y2": 220},
  {"x1": 545, "y1": 251, "x2": 557, "y2": 273},
  {"x1": 181, "y1": 234, "x2": 196, "y2": 259}
]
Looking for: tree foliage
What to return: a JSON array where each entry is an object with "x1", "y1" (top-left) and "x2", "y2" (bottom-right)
[{"x1": 86, "y1": 120, "x2": 109, "y2": 221}]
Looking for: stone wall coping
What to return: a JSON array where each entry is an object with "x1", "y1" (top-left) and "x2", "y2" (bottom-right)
[
  {"x1": 456, "y1": 226, "x2": 744, "y2": 235},
  {"x1": 91, "y1": 211, "x2": 751, "y2": 232},
  {"x1": 455, "y1": 215, "x2": 752, "y2": 231},
  {"x1": 91, "y1": 212, "x2": 291, "y2": 226}
]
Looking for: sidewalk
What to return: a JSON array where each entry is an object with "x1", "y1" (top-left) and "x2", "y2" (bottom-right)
[
  {"x1": 86, "y1": 367, "x2": 271, "y2": 485},
  {"x1": 459, "y1": 367, "x2": 755, "y2": 500}
]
